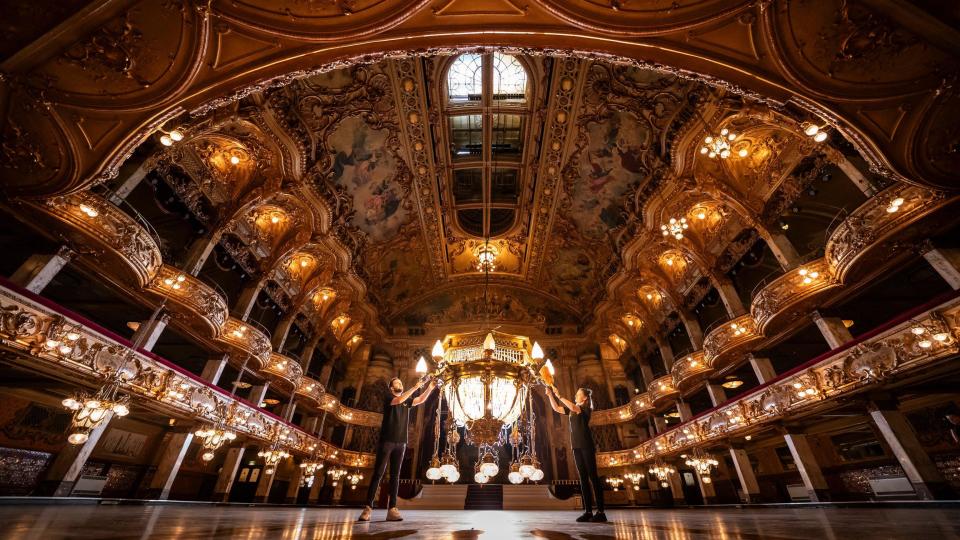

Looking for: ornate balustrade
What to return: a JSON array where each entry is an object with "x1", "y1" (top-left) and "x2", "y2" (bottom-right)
[
  {"x1": 703, "y1": 314, "x2": 763, "y2": 371},
  {"x1": 295, "y1": 375, "x2": 325, "y2": 406},
  {"x1": 826, "y1": 185, "x2": 955, "y2": 283},
  {"x1": 591, "y1": 392, "x2": 653, "y2": 426},
  {"x1": 262, "y1": 352, "x2": 303, "y2": 390},
  {"x1": 216, "y1": 317, "x2": 272, "y2": 370},
  {"x1": 25, "y1": 192, "x2": 162, "y2": 288},
  {"x1": 671, "y1": 350, "x2": 713, "y2": 391},
  {"x1": 647, "y1": 374, "x2": 679, "y2": 405},
  {"x1": 0, "y1": 283, "x2": 374, "y2": 467},
  {"x1": 597, "y1": 293, "x2": 960, "y2": 468},
  {"x1": 750, "y1": 258, "x2": 838, "y2": 336},
  {"x1": 146, "y1": 264, "x2": 228, "y2": 338}
]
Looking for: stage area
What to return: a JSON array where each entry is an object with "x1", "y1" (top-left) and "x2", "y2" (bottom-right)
[{"x1": 2, "y1": 504, "x2": 959, "y2": 539}]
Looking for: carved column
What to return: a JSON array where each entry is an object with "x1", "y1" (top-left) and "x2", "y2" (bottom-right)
[
  {"x1": 713, "y1": 276, "x2": 748, "y2": 318},
  {"x1": 34, "y1": 411, "x2": 114, "y2": 496},
  {"x1": 213, "y1": 446, "x2": 245, "y2": 502},
  {"x1": 667, "y1": 469, "x2": 685, "y2": 505},
  {"x1": 637, "y1": 358, "x2": 656, "y2": 388},
  {"x1": 826, "y1": 146, "x2": 877, "y2": 196},
  {"x1": 760, "y1": 231, "x2": 802, "y2": 271},
  {"x1": 675, "y1": 400, "x2": 693, "y2": 422},
  {"x1": 868, "y1": 401, "x2": 953, "y2": 500},
  {"x1": 920, "y1": 242, "x2": 960, "y2": 290},
  {"x1": 308, "y1": 469, "x2": 325, "y2": 504},
  {"x1": 300, "y1": 334, "x2": 323, "y2": 374},
  {"x1": 694, "y1": 469, "x2": 718, "y2": 504},
  {"x1": 107, "y1": 160, "x2": 152, "y2": 203},
  {"x1": 10, "y1": 246, "x2": 75, "y2": 294},
  {"x1": 200, "y1": 354, "x2": 230, "y2": 385},
  {"x1": 233, "y1": 279, "x2": 265, "y2": 321},
  {"x1": 705, "y1": 383, "x2": 727, "y2": 407},
  {"x1": 653, "y1": 335, "x2": 674, "y2": 371},
  {"x1": 782, "y1": 432, "x2": 830, "y2": 502},
  {"x1": 748, "y1": 354, "x2": 777, "y2": 384},
  {"x1": 811, "y1": 311, "x2": 854, "y2": 349},
  {"x1": 182, "y1": 230, "x2": 222, "y2": 276},
  {"x1": 253, "y1": 453, "x2": 279, "y2": 503},
  {"x1": 284, "y1": 462, "x2": 304, "y2": 504},
  {"x1": 248, "y1": 384, "x2": 270, "y2": 407},
  {"x1": 728, "y1": 446, "x2": 762, "y2": 503},
  {"x1": 678, "y1": 310, "x2": 705, "y2": 350},
  {"x1": 271, "y1": 314, "x2": 296, "y2": 352},
  {"x1": 143, "y1": 430, "x2": 194, "y2": 499},
  {"x1": 131, "y1": 311, "x2": 171, "y2": 352}
]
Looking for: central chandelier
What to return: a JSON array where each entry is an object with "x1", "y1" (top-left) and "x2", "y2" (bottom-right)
[
  {"x1": 475, "y1": 245, "x2": 498, "y2": 273},
  {"x1": 61, "y1": 383, "x2": 130, "y2": 445},
  {"x1": 624, "y1": 471, "x2": 645, "y2": 491},
  {"x1": 423, "y1": 332, "x2": 550, "y2": 483},
  {"x1": 327, "y1": 466, "x2": 347, "y2": 486}
]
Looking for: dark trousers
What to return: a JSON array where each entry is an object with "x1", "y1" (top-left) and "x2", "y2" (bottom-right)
[
  {"x1": 573, "y1": 446, "x2": 605, "y2": 513},
  {"x1": 365, "y1": 441, "x2": 406, "y2": 508}
]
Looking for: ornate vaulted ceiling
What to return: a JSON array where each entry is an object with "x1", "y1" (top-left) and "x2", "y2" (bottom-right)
[
  {"x1": 2, "y1": 0, "x2": 958, "y2": 353},
  {"x1": 217, "y1": 54, "x2": 712, "y2": 333}
]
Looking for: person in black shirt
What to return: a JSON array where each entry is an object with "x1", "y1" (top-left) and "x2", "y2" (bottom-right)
[
  {"x1": 358, "y1": 376, "x2": 436, "y2": 522},
  {"x1": 546, "y1": 385, "x2": 607, "y2": 523}
]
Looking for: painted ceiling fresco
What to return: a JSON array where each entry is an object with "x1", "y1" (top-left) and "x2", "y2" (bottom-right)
[{"x1": 263, "y1": 55, "x2": 702, "y2": 331}]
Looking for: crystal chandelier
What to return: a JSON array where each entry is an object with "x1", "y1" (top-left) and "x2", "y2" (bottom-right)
[
  {"x1": 700, "y1": 128, "x2": 745, "y2": 159},
  {"x1": 424, "y1": 331, "x2": 550, "y2": 483},
  {"x1": 299, "y1": 457, "x2": 325, "y2": 488},
  {"x1": 648, "y1": 460, "x2": 676, "y2": 488},
  {"x1": 624, "y1": 471, "x2": 645, "y2": 491},
  {"x1": 475, "y1": 245, "x2": 498, "y2": 273},
  {"x1": 435, "y1": 332, "x2": 544, "y2": 446},
  {"x1": 61, "y1": 385, "x2": 130, "y2": 445},
  {"x1": 347, "y1": 470, "x2": 364, "y2": 490},
  {"x1": 194, "y1": 425, "x2": 238, "y2": 462},
  {"x1": 605, "y1": 476, "x2": 624, "y2": 491},
  {"x1": 258, "y1": 442, "x2": 290, "y2": 475},
  {"x1": 684, "y1": 448, "x2": 719, "y2": 483},
  {"x1": 660, "y1": 217, "x2": 688, "y2": 240},
  {"x1": 327, "y1": 466, "x2": 347, "y2": 487}
]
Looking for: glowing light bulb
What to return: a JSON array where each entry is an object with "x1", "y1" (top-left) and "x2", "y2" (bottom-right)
[
  {"x1": 531, "y1": 342, "x2": 544, "y2": 360},
  {"x1": 415, "y1": 356, "x2": 428, "y2": 374},
  {"x1": 432, "y1": 340, "x2": 445, "y2": 359}
]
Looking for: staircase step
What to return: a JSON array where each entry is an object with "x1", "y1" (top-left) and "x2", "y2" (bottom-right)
[{"x1": 464, "y1": 484, "x2": 504, "y2": 510}]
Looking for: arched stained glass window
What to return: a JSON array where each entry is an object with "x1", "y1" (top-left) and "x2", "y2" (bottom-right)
[
  {"x1": 492, "y1": 52, "x2": 527, "y2": 103},
  {"x1": 447, "y1": 53, "x2": 483, "y2": 103}
]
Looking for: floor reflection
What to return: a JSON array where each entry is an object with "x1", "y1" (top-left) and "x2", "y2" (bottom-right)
[{"x1": 1, "y1": 505, "x2": 959, "y2": 539}]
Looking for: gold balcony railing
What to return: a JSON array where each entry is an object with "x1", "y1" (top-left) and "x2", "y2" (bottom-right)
[
  {"x1": 591, "y1": 392, "x2": 653, "y2": 426},
  {"x1": 750, "y1": 258, "x2": 837, "y2": 335},
  {"x1": 262, "y1": 352, "x2": 304, "y2": 390},
  {"x1": 671, "y1": 350, "x2": 713, "y2": 391},
  {"x1": 26, "y1": 191, "x2": 162, "y2": 287},
  {"x1": 217, "y1": 317, "x2": 272, "y2": 370},
  {"x1": 703, "y1": 314, "x2": 763, "y2": 370},
  {"x1": 597, "y1": 293, "x2": 960, "y2": 468},
  {"x1": 0, "y1": 283, "x2": 374, "y2": 468},
  {"x1": 146, "y1": 264, "x2": 228, "y2": 338},
  {"x1": 647, "y1": 374, "x2": 679, "y2": 405}
]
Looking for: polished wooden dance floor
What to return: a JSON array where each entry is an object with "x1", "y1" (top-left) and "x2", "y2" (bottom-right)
[{"x1": 2, "y1": 505, "x2": 960, "y2": 539}]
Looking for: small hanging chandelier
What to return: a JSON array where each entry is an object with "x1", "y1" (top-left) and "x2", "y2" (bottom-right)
[
  {"x1": 327, "y1": 466, "x2": 347, "y2": 486},
  {"x1": 624, "y1": 471, "x2": 645, "y2": 491},
  {"x1": 258, "y1": 442, "x2": 290, "y2": 475},
  {"x1": 685, "y1": 448, "x2": 719, "y2": 482},
  {"x1": 61, "y1": 385, "x2": 130, "y2": 445},
  {"x1": 475, "y1": 244, "x2": 498, "y2": 273},
  {"x1": 194, "y1": 425, "x2": 238, "y2": 462},
  {"x1": 605, "y1": 476, "x2": 624, "y2": 491},
  {"x1": 347, "y1": 470, "x2": 364, "y2": 490},
  {"x1": 299, "y1": 456, "x2": 325, "y2": 488},
  {"x1": 660, "y1": 217, "x2": 688, "y2": 240},
  {"x1": 648, "y1": 459, "x2": 676, "y2": 488},
  {"x1": 701, "y1": 128, "x2": 743, "y2": 159}
]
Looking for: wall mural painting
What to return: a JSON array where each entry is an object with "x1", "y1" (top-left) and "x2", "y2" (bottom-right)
[
  {"x1": 572, "y1": 110, "x2": 651, "y2": 239},
  {"x1": 393, "y1": 286, "x2": 582, "y2": 328},
  {"x1": 328, "y1": 115, "x2": 411, "y2": 244},
  {"x1": 367, "y1": 233, "x2": 433, "y2": 315}
]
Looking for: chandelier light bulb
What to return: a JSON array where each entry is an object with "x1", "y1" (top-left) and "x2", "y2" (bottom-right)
[
  {"x1": 813, "y1": 131, "x2": 828, "y2": 142},
  {"x1": 544, "y1": 358, "x2": 555, "y2": 376},
  {"x1": 68, "y1": 432, "x2": 89, "y2": 445},
  {"x1": 483, "y1": 332, "x2": 496, "y2": 352},
  {"x1": 530, "y1": 468, "x2": 544, "y2": 482},
  {"x1": 160, "y1": 134, "x2": 173, "y2": 146},
  {"x1": 201, "y1": 451, "x2": 215, "y2": 462},
  {"x1": 432, "y1": 340, "x2": 445, "y2": 359},
  {"x1": 445, "y1": 469, "x2": 460, "y2": 483},
  {"x1": 531, "y1": 342, "x2": 544, "y2": 360},
  {"x1": 479, "y1": 453, "x2": 499, "y2": 477},
  {"x1": 169, "y1": 129, "x2": 184, "y2": 142},
  {"x1": 230, "y1": 155, "x2": 240, "y2": 165},
  {"x1": 415, "y1": 356, "x2": 428, "y2": 374},
  {"x1": 804, "y1": 123, "x2": 820, "y2": 136}
]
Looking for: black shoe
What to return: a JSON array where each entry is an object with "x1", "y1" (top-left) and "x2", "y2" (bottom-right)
[
  {"x1": 590, "y1": 512, "x2": 608, "y2": 523},
  {"x1": 576, "y1": 512, "x2": 593, "y2": 522}
]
